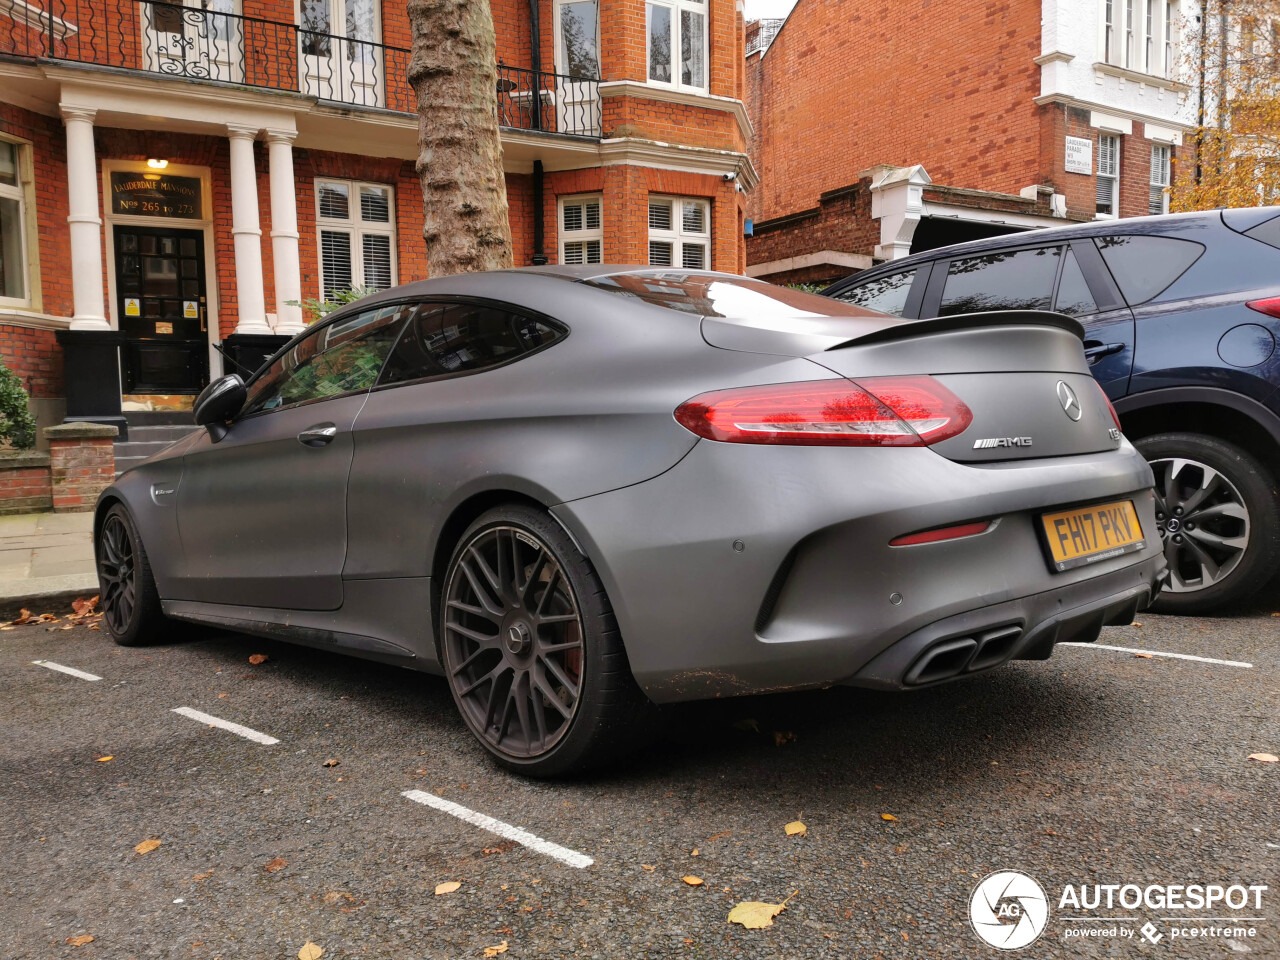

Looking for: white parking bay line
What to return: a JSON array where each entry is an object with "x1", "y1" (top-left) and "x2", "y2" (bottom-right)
[
  {"x1": 1061, "y1": 642, "x2": 1253, "y2": 669},
  {"x1": 31, "y1": 660, "x2": 102, "y2": 682},
  {"x1": 402, "y1": 789, "x2": 594, "y2": 869},
  {"x1": 171, "y1": 707, "x2": 280, "y2": 745}
]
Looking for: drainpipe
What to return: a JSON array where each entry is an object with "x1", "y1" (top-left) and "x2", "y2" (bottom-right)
[
  {"x1": 529, "y1": 0, "x2": 548, "y2": 264},
  {"x1": 531, "y1": 160, "x2": 549, "y2": 265}
]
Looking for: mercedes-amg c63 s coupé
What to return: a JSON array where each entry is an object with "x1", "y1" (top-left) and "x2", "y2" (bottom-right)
[{"x1": 95, "y1": 266, "x2": 1166, "y2": 776}]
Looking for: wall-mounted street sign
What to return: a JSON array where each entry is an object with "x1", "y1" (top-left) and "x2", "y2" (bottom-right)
[
  {"x1": 110, "y1": 172, "x2": 203, "y2": 219},
  {"x1": 1065, "y1": 136, "x2": 1093, "y2": 175}
]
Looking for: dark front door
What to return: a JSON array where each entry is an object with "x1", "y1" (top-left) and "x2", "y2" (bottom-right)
[{"x1": 115, "y1": 225, "x2": 209, "y2": 394}]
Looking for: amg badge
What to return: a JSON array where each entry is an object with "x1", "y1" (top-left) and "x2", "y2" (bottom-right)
[{"x1": 973, "y1": 437, "x2": 1033, "y2": 449}]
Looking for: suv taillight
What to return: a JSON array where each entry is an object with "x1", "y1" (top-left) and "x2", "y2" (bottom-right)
[
  {"x1": 1246, "y1": 295, "x2": 1280, "y2": 319},
  {"x1": 674, "y1": 376, "x2": 973, "y2": 447}
]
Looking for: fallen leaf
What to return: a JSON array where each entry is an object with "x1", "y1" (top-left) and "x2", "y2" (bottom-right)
[
  {"x1": 641, "y1": 864, "x2": 656, "y2": 872},
  {"x1": 1248, "y1": 753, "x2": 1279, "y2": 763},
  {"x1": 682, "y1": 876, "x2": 704, "y2": 886},
  {"x1": 263, "y1": 858, "x2": 288, "y2": 873},
  {"x1": 773, "y1": 731, "x2": 796, "y2": 746},
  {"x1": 96, "y1": 756, "x2": 114, "y2": 763},
  {"x1": 732, "y1": 718, "x2": 760, "y2": 732},
  {"x1": 1130, "y1": 621, "x2": 1142, "y2": 627},
  {"x1": 297, "y1": 943, "x2": 324, "y2": 960},
  {"x1": 690, "y1": 848, "x2": 699, "y2": 856},
  {"x1": 248, "y1": 654, "x2": 268, "y2": 665},
  {"x1": 784, "y1": 821, "x2": 807, "y2": 837},
  {"x1": 193, "y1": 870, "x2": 214, "y2": 881},
  {"x1": 134, "y1": 838, "x2": 162, "y2": 855},
  {"x1": 322, "y1": 759, "x2": 340, "y2": 768},
  {"x1": 13, "y1": 608, "x2": 31, "y2": 624},
  {"x1": 435, "y1": 881, "x2": 461, "y2": 895},
  {"x1": 217, "y1": 693, "x2": 229, "y2": 699},
  {"x1": 1134, "y1": 652, "x2": 1154, "y2": 659},
  {"x1": 881, "y1": 814, "x2": 898, "y2": 822},
  {"x1": 482, "y1": 941, "x2": 509, "y2": 958},
  {"x1": 728, "y1": 891, "x2": 797, "y2": 930},
  {"x1": 65, "y1": 935, "x2": 94, "y2": 947},
  {"x1": 704, "y1": 830, "x2": 731, "y2": 843},
  {"x1": 71, "y1": 596, "x2": 98, "y2": 617}
]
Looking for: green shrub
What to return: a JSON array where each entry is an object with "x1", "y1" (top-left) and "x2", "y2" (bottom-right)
[
  {"x1": 286, "y1": 286, "x2": 376, "y2": 324},
  {"x1": 0, "y1": 361, "x2": 37, "y2": 450}
]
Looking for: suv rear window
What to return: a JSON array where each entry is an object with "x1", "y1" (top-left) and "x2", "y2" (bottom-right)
[
  {"x1": 1244, "y1": 214, "x2": 1280, "y2": 251},
  {"x1": 829, "y1": 269, "x2": 917, "y2": 316},
  {"x1": 1093, "y1": 235, "x2": 1205, "y2": 304},
  {"x1": 938, "y1": 246, "x2": 1061, "y2": 315}
]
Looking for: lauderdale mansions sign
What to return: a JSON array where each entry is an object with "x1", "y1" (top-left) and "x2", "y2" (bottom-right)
[{"x1": 109, "y1": 172, "x2": 202, "y2": 219}]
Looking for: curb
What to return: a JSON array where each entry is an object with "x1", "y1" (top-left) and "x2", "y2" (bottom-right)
[{"x1": 1, "y1": 583, "x2": 99, "y2": 622}]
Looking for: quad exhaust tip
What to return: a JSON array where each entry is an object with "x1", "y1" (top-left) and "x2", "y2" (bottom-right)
[{"x1": 903, "y1": 625, "x2": 1023, "y2": 686}]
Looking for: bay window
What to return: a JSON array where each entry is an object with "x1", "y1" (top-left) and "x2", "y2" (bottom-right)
[
  {"x1": 648, "y1": 196, "x2": 710, "y2": 269},
  {"x1": 0, "y1": 140, "x2": 30, "y2": 307},
  {"x1": 559, "y1": 196, "x2": 603, "y2": 264},
  {"x1": 647, "y1": 0, "x2": 707, "y2": 91}
]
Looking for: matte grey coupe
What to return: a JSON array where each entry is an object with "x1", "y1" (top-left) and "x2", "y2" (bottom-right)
[{"x1": 95, "y1": 267, "x2": 1166, "y2": 776}]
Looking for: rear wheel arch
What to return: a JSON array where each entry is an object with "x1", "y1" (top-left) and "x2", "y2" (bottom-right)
[
  {"x1": 93, "y1": 494, "x2": 126, "y2": 557},
  {"x1": 1116, "y1": 392, "x2": 1280, "y2": 478}
]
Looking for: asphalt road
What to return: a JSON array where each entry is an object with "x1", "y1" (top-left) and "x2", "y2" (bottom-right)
[{"x1": 2, "y1": 603, "x2": 1277, "y2": 959}]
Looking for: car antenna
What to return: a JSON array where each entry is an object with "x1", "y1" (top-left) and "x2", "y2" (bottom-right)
[{"x1": 211, "y1": 342, "x2": 258, "y2": 378}]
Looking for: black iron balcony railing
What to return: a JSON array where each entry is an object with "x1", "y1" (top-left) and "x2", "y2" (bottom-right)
[{"x1": 0, "y1": 0, "x2": 601, "y2": 138}]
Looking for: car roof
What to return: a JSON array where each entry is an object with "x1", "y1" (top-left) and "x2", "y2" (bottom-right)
[{"x1": 829, "y1": 208, "x2": 1244, "y2": 288}]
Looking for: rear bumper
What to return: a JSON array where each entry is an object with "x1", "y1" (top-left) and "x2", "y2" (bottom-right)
[{"x1": 554, "y1": 439, "x2": 1163, "y2": 704}]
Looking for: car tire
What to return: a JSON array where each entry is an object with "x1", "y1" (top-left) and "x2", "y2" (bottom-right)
[
  {"x1": 96, "y1": 503, "x2": 168, "y2": 647},
  {"x1": 440, "y1": 504, "x2": 648, "y2": 777},
  {"x1": 1135, "y1": 432, "x2": 1280, "y2": 615}
]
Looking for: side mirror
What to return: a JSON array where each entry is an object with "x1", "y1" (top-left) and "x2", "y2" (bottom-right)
[{"x1": 194, "y1": 374, "x2": 246, "y2": 441}]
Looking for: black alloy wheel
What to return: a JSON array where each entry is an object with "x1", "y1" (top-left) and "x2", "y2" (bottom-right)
[
  {"x1": 440, "y1": 505, "x2": 645, "y2": 776},
  {"x1": 96, "y1": 504, "x2": 165, "y2": 646},
  {"x1": 1136, "y1": 433, "x2": 1280, "y2": 615}
]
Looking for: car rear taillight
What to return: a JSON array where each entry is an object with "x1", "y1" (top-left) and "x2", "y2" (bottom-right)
[
  {"x1": 1094, "y1": 381, "x2": 1122, "y2": 430},
  {"x1": 674, "y1": 376, "x2": 973, "y2": 446},
  {"x1": 890, "y1": 520, "x2": 992, "y2": 546},
  {"x1": 1246, "y1": 295, "x2": 1280, "y2": 319}
]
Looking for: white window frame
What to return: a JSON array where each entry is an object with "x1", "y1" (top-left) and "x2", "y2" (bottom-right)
[
  {"x1": 1103, "y1": 0, "x2": 1118, "y2": 64},
  {"x1": 1163, "y1": 0, "x2": 1175, "y2": 77},
  {"x1": 1096, "y1": 134, "x2": 1121, "y2": 219},
  {"x1": 648, "y1": 195, "x2": 710, "y2": 269},
  {"x1": 645, "y1": 0, "x2": 708, "y2": 93},
  {"x1": 1124, "y1": 0, "x2": 1135, "y2": 67},
  {"x1": 558, "y1": 194, "x2": 603, "y2": 265},
  {"x1": 1150, "y1": 144, "x2": 1171, "y2": 215},
  {"x1": 0, "y1": 135, "x2": 33, "y2": 310},
  {"x1": 314, "y1": 178, "x2": 396, "y2": 299}
]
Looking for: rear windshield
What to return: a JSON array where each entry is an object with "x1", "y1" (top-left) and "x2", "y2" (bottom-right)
[{"x1": 582, "y1": 272, "x2": 884, "y2": 320}]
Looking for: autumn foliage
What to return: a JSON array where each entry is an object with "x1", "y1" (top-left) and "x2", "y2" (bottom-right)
[{"x1": 1173, "y1": 0, "x2": 1280, "y2": 211}]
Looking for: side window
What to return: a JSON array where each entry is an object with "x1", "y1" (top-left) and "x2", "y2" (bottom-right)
[
  {"x1": 242, "y1": 304, "x2": 408, "y2": 416},
  {"x1": 1093, "y1": 235, "x2": 1206, "y2": 305},
  {"x1": 938, "y1": 246, "x2": 1062, "y2": 316},
  {"x1": 1053, "y1": 247, "x2": 1099, "y2": 317},
  {"x1": 830, "y1": 269, "x2": 917, "y2": 317},
  {"x1": 379, "y1": 301, "x2": 566, "y2": 385}
]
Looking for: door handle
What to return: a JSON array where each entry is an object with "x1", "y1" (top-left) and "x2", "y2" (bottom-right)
[
  {"x1": 298, "y1": 423, "x2": 337, "y2": 447},
  {"x1": 1083, "y1": 341, "x2": 1125, "y2": 363}
]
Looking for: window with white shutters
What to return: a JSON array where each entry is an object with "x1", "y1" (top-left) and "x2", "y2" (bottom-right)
[
  {"x1": 559, "y1": 195, "x2": 603, "y2": 265},
  {"x1": 1096, "y1": 135, "x2": 1120, "y2": 218},
  {"x1": 315, "y1": 178, "x2": 396, "y2": 299},
  {"x1": 648, "y1": 196, "x2": 709, "y2": 270},
  {"x1": 1149, "y1": 144, "x2": 1171, "y2": 215}
]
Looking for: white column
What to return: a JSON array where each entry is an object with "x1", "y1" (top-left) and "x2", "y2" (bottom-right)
[
  {"x1": 265, "y1": 128, "x2": 305, "y2": 335},
  {"x1": 870, "y1": 164, "x2": 931, "y2": 262},
  {"x1": 226, "y1": 123, "x2": 272, "y2": 335},
  {"x1": 60, "y1": 106, "x2": 109, "y2": 331}
]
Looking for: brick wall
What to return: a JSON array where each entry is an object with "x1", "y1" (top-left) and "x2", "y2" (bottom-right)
[
  {"x1": 747, "y1": 0, "x2": 1043, "y2": 223},
  {"x1": 47, "y1": 430, "x2": 115, "y2": 513},
  {"x1": 0, "y1": 455, "x2": 53, "y2": 515}
]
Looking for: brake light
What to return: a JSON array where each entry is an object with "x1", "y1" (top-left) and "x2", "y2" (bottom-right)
[
  {"x1": 1246, "y1": 295, "x2": 1280, "y2": 319},
  {"x1": 674, "y1": 376, "x2": 972, "y2": 446},
  {"x1": 1094, "y1": 381, "x2": 1122, "y2": 430}
]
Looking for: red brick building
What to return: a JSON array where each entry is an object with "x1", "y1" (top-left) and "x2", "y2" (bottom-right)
[
  {"x1": 0, "y1": 0, "x2": 754, "y2": 435},
  {"x1": 743, "y1": 0, "x2": 1193, "y2": 285}
]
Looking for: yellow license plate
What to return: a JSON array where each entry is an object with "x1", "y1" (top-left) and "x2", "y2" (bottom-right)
[{"x1": 1041, "y1": 500, "x2": 1146, "y2": 572}]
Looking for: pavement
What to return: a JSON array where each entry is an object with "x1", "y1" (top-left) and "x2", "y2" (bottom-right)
[
  {"x1": 1, "y1": 602, "x2": 1277, "y2": 958},
  {"x1": 0, "y1": 512, "x2": 97, "y2": 615}
]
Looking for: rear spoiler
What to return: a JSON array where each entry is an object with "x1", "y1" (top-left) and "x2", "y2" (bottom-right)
[{"x1": 826, "y1": 309, "x2": 1085, "y2": 351}]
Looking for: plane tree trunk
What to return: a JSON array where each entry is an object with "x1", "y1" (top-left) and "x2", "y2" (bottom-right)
[{"x1": 406, "y1": 0, "x2": 514, "y2": 276}]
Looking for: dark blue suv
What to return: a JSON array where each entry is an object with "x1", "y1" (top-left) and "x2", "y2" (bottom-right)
[{"x1": 823, "y1": 207, "x2": 1280, "y2": 615}]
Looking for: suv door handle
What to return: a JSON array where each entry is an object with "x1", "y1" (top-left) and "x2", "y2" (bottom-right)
[
  {"x1": 1083, "y1": 341, "x2": 1125, "y2": 363},
  {"x1": 298, "y1": 423, "x2": 338, "y2": 447}
]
